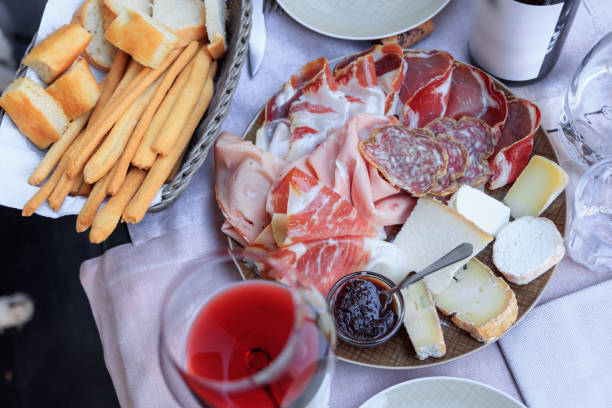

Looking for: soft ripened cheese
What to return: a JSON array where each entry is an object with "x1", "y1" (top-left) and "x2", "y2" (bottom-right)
[
  {"x1": 393, "y1": 198, "x2": 493, "y2": 294},
  {"x1": 448, "y1": 185, "x2": 510, "y2": 236},
  {"x1": 434, "y1": 259, "x2": 517, "y2": 343},
  {"x1": 402, "y1": 280, "x2": 446, "y2": 360},
  {"x1": 503, "y1": 155, "x2": 569, "y2": 219}
]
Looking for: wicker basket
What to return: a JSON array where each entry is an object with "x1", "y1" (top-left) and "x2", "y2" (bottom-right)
[{"x1": 0, "y1": 0, "x2": 252, "y2": 213}]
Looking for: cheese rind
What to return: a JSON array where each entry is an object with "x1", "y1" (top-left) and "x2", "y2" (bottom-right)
[
  {"x1": 503, "y1": 155, "x2": 569, "y2": 218},
  {"x1": 448, "y1": 185, "x2": 510, "y2": 236},
  {"x1": 402, "y1": 280, "x2": 446, "y2": 360},
  {"x1": 434, "y1": 259, "x2": 517, "y2": 343},
  {"x1": 393, "y1": 197, "x2": 493, "y2": 294}
]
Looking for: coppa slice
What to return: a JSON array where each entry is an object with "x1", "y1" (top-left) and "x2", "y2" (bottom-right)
[
  {"x1": 426, "y1": 117, "x2": 496, "y2": 187},
  {"x1": 429, "y1": 134, "x2": 469, "y2": 196},
  {"x1": 488, "y1": 96, "x2": 541, "y2": 189},
  {"x1": 359, "y1": 125, "x2": 448, "y2": 196},
  {"x1": 444, "y1": 62, "x2": 507, "y2": 135},
  {"x1": 334, "y1": 54, "x2": 385, "y2": 117},
  {"x1": 267, "y1": 168, "x2": 379, "y2": 247},
  {"x1": 434, "y1": 259, "x2": 517, "y2": 343},
  {"x1": 258, "y1": 237, "x2": 411, "y2": 296}
]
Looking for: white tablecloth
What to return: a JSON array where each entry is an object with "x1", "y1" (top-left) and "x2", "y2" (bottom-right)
[{"x1": 81, "y1": 0, "x2": 612, "y2": 407}]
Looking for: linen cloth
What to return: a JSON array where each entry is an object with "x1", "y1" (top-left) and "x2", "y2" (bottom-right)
[{"x1": 78, "y1": 0, "x2": 612, "y2": 407}]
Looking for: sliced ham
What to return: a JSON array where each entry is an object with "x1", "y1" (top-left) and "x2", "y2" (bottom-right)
[
  {"x1": 334, "y1": 54, "x2": 385, "y2": 117},
  {"x1": 266, "y1": 168, "x2": 379, "y2": 247},
  {"x1": 214, "y1": 132, "x2": 286, "y2": 245},
  {"x1": 488, "y1": 96, "x2": 541, "y2": 190},
  {"x1": 444, "y1": 62, "x2": 507, "y2": 135},
  {"x1": 257, "y1": 237, "x2": 410, "y2": 296}
]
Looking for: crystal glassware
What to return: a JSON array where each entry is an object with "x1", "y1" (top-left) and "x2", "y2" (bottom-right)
[
  {"x1": 566, "y1": 158, "x2": 612, "y2": 272},
  {"x1": 560, "y1": 32, "x2": 612, "y2": 168},
  {"x1": 159, "y1": 251, "x2": 336, "y2": 408}
]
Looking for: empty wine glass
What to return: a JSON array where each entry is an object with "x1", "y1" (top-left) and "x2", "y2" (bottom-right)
[
  {"x1": 566, "y1": 158, "x2": 612, "y2": 272},
  {"x1": 159, "y1": 250, "x2": 335, "y2": 408},
  {"x1": 560, "y1": 32, "x2": 612, "y2": 168}
]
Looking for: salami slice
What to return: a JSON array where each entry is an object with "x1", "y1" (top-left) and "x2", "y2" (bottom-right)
[
  {"x1": 445, "y1": 62, "x2": 507, "y2": 135},
  {"x1": 429, "y1": 134, "x2": 469, "y2": 196},
  {"x1": 488, "y1": 96, "x2": 541, "y2": 189},
  {"x1": 335, "y1": 54, "x2": 385, "y2": 117},
  {"x1": 359, "y1": 125, "x2": 448, "y2": 196},
  {"x1": 426, "y1": 117, "x2": 495, "y2": 187}
]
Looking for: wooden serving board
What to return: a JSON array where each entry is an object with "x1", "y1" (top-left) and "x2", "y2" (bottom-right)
[{"x1": 228, "y1": 58, "x2": 566, "y2": 369}]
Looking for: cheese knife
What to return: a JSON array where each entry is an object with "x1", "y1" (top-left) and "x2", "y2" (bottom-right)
[{"x1": 248, "y1": 0, "x2": 266, "y2": 77}]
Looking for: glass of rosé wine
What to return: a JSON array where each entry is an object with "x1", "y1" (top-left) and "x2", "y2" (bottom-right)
[{"x1": 159, "y1": 250, "x2": 336, "y2": 408}]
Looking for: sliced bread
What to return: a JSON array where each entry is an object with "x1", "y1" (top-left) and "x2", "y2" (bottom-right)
[
  {"x1": 393, "y1": 197, "x2": 493, "y2": 294},
  {"x1": 434, "y1": 259, "x2": 518, "y2": 343},
  {"x1": 101, "y1": 0, "x2": 152, "y2": 29},
  {"x1": 204, "y1": 0, "x2": 227, "y2": 59},
  {"x1": 22, "y1": 24, "x2": 92, "y2": 83},
  {"x1": 153, "y1": 0, "x2": 207, "y2": 42},
  {"x1": 493, "y1": 216, "x2": 564, "y2": 285},
  {"x1": 72, "y1": 0, "x2": 117, "y2": 72},
  {"x1": 47, "y1": 58, "x2": 101, "y2": 119},
  {"x1": 0, "y1": 77, "x2": 69, "y2": 149},
  {"x1": 105, "y1": 9, "x2": 178, "y2": 68}
]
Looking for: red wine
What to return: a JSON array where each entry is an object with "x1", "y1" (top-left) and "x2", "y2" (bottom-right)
[
  {"x1": 469, "y1": 0, "x2": 580, "y2": 85},
  {"x1": 184, "y1": 281, "x2": 328, "y2": 408}
]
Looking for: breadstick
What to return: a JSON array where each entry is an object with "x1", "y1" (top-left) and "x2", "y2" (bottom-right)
[
  {"x1": 28, "y1": 112, "x2": 89, "y2": 185},
  {"x1": 83, "y1": 76, "x2": 162, "y2": 184},
  {"x1": 76, "y1": 170, "x2": 112, "y2": 232},
  {"x1": 88, "y1": 51, "x2": 129, "y2": 126},
  {"x1": 68, "y1": 48, "x2": 182, "y2": 178},
  {"x1": 101, "y1": 59, "x2": 143, "y2": 113},
  {"x1": 106, "y1": 42, "x2": 199, "y2": 194},
  {"x1": 76, "y1": 182, "x2": 91, "y2": 197},
  {"x1": 151, "y1": 47, "x2": 211, "y2": 156},
  {"x1": 131, "y1": 63, "x2": 193, "y2": 169},
  {"x1": 70, "y1": 172, "x2": 85, "y2": 195},
  {"x1": 209, "y1": 60, "x2": 217, "y2": 79},
  {"x1": 48, "y1": 170, "x2": 77, "y2": 211},
  {"x1": 123, "y1": 76, "x2": 214, "y2": 223},
  {"x1": 22, "y1": 158, "x2": 68, "y2": 216},
  {"x1": 89, "y1": 168, "x2": 147, "y2": 243}
]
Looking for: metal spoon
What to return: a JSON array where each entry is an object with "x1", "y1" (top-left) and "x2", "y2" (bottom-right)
[{"x1": 379, "y1": 243, "x2": 474, "y2": 309}]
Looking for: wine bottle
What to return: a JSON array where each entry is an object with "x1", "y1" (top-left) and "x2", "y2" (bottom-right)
[{"x1": 469, "y1": 0, "x2": 581, "y2": 85}]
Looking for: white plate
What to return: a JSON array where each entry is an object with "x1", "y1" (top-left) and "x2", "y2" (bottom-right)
[
  {"x1": 360, "y1": 377, "x2": 526, "y2": 408},
  {"x1": 276, "y1": 0, "x2": 450, "y2": 40}
]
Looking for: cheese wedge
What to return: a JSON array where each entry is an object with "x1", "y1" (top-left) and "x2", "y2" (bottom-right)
[
  {"x1": 448, "y1": 185, "x2": 510, "y2": 236},
  {"x1": 503, "y1": 155, "x2": 569, "y2": 218},
  {"x1": 402, "y1": 280, "x2": 446, "y2": 360},
  {"x1": 434, "y1": 259, "x2": 517, "y2": 343},
  {"x1": 393, "y1": 198, "x2": 493, "y2": 294}
]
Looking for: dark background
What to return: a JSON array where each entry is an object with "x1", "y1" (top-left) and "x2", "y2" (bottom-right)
[{"x1": 1, "y1": 2, "x2": 123, "y2": 406}]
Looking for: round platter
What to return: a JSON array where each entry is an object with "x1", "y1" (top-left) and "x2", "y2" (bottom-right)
[
  {"x1": 228, "y1": 54, "x2": 567, "y2": 369},
  {"x1": 276, "y1": 0, "x2": 450, "y2": 41}
]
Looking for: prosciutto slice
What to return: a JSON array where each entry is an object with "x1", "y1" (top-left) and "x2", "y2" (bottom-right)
[
  {"x1": 444, "y1": 62, "x2": 507, "y2": 135},
  {"x1": 215, "y1": 133, "x2": 286, "y2": 245},
  {"x1": 287, "y1": 61, "x2": 349, "y2": 161},
  {"x1": 258, "y1": 237, "x2": 410, "y2": 296},
  {"x1": 334, "y1": 54, "x2": 385, "y2": 117},
  {"x1": 256, "y1": 58, "x2": 327, "y2": 157},
  {"x1": 426, "y1": 117, "x2": 496, "y2": 187},
  {"x1": 488, "y1": 96, "x2": 541, "y2": 189},
  {"x1": 360, "y1": 125, "x2": 448, "y2": 196},
  {"x1": 266, "y1": 168, "x2": 379, "y2": 247}
]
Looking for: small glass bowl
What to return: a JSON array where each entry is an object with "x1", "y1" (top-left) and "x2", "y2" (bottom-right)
[{"x1": 326, "y1": 271, "x2": 405, "y2": 347}]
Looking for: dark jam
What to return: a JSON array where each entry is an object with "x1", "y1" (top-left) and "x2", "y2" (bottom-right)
[{"x1": 332, "y1": 277, "x2": 397, "y2": 341}]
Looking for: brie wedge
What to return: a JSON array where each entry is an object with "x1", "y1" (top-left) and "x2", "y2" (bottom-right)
[
  {"x1": 402, "y1": 280, "x2": 446, "y2": 360},
  {"x1": 393, "y1": 197, "x2": 493, "y2": 294},
  {"x1": 434, "y1": 259, "x2": 517, "y2": 343},
  {"x1": 448, "y1": 185, "x2": 510, "y2": 236}
]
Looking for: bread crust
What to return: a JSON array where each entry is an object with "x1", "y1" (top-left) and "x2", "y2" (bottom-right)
[
  {"x1": 23, "y1": 24, "x2": 92, "y2": 83},
  {"x1": 101, "y1": 0, "x2": 120, "y2": 30},
  {"x1": 47, "y1": 59, "x2": 101, "y2": 119},
  {"x1": 72, "y1": 0, "x2": 117, "y2": 72},
  {"x1": 0, "y1": 78, "x2": 68, "y2": 149},
  {"x1": 207, "y1": 33, "x2": 226, "y2": 59}
]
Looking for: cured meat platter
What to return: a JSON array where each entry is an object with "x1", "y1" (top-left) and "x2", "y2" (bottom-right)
[{"x1": 220, "y1": 47, "x2": 567, "y2": 368}]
